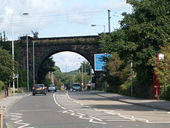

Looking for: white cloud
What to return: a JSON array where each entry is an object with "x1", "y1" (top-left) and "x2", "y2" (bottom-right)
[
  {"x1": 67, "y1": 3, "x2": 93, "y2": 25},
  {"x1": 52, "y1": 52, "x2": 87, "y2": 72},
  {"x1": 0, "y1": 0, "x2": 63, "y2": 39},
  {"x1": 104, "y1": 1, "x2": 132, "y2": 12}
]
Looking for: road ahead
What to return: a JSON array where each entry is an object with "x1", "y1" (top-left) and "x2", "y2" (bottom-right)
[{"x1": 5, "y1": 91, "x2": 170, "y2": 128}]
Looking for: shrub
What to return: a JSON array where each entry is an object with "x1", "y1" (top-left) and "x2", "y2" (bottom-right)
[{"x1": 0, "y1": 81, "x2": 5, "y2": 92}]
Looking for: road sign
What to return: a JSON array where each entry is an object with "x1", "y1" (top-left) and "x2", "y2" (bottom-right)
[{"x1": 94, "y1": 54, "x2": 111, "y2": 71}]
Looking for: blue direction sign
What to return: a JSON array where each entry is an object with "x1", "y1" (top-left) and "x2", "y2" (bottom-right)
[{"x1": 94, "y1": 54, "x2": 110, "y2": 71}]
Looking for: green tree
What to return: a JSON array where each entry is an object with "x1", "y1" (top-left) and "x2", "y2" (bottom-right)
[
  {"x1": 75, "y1": 61, "x2": 91, "y2": 85},
  {"x1": 100, "y1": 0, "x2": 170, "y2": 97},
  {"x1": 38, "y1": 57, "x2": 55, "y2": 85},
  {"x1": 0, "y1": 47, "x2": 14, "y2": 83}
]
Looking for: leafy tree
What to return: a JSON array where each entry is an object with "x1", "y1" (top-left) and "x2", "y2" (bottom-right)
[
  {"x1": 75, "y1": 61, "x2": 91, "y2": 85},
  {"x1": 100, "y1": 0, "x2": 170, "y2": 97},
  {"x1": 53, "y1": 66, "x2": 74, "y2": 89},
  {"x1": 38, "y1": 57, "x2": 55, "y2": 84},
  {"x1": 0, "y1": 47, "x2": 16, "y2": 83}
]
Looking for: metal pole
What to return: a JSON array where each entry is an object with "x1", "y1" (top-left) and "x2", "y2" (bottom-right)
[
  {"x1": 33, "y1": 41, "x2": 35, "y2": 85},
  {"x1": 90, "y1": 66, "x2": 92, "y2": 90},
  {"x1": 11, "y1": 19, "x2": 15, "y2": 96},
  {"x1": 104, "y1": 53, "x2": 107, "y2": 92},
  {"x1": 85, "y1": 62, "x2": 86, "y2": 87},
  {"x1": 12, "y1": 39, "x2": 15, "y2": 96},
  {"x1": 26, "y1": 35, "x2": 29, "y2": 92},
  {"x1": 82, "y1": 63, "x2": 83, "y2": 87},
  {"x1": 131, "y1": 61, "x2": 133, "y2": 96},
  {"x1": 108, "y1": 10, "x2": 111, "y2": 33}
]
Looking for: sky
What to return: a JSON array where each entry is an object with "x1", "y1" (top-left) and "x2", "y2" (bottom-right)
[{"x1": 0, "y1": 0, "x2": 132, "y2": 72}]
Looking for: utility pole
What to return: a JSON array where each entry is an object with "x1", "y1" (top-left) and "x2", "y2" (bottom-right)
[
  {"x1": 33, "y1": 41, "x2": 35, "y2": 85},
  {"x1": 108, "y1": 10, "x2": 111, "y2": 33},
  {"x1": 26, "y1": 35, "x2": 29, "y2": 92},
  {"x1": 82, "y1": 63, "x2": 84, "y2": 88},
  {"x1": 85, "y1": 62, "x2": 86, "y2": 87},
  {"x1": 131, "y1": 61, "x2": 133, "y2": 96}
]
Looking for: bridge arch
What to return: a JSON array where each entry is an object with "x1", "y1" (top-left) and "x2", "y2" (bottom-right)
[{"x1": 17, "y1": 35, "x2": 103, "y2": 87}]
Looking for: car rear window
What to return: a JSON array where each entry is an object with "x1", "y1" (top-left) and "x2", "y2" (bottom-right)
[
  {"x1": 49, "y1": 84, "x2": 55, "y2": 87},
  {"x1": 73, "y1": 84, "x2": 80, "y2": 86},
  {"x1": 35, "y1": 84, "x2": 44, "y2": 88}
]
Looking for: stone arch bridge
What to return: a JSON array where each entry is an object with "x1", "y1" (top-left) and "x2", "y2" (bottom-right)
[{"x1": 17, "y1": 35, "x2": 103, "y2": 88}]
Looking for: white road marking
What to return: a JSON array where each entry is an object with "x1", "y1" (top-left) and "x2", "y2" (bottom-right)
[
  {"x1": 53, "y1": 93, "x2": 66, "y2": 110},
  {"x1": 10, "y1": 113, "x2": 34, "y2": 128},
  {"x1": 53, "y1": 93, "x2": 107, "y2": 124},
  {"x1": 147, "y1": 122, "x2": 170, "y2": 124}
]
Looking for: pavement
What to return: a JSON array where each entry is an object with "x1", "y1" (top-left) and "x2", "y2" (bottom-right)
[
  {"x1": 91, "y1": 91, "x2": 170, "y2": 111},
  {"x1": 0, "y1": 93, "x2": 29, "y2": 128}
]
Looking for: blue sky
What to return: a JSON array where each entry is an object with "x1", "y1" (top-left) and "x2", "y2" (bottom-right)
[{"x1": 0, "y1": 0, "x2": 131, "y2": 72}]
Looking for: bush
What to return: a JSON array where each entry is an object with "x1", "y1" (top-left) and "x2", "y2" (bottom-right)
[
  {"x1": 120, "y1": 80, "x2": 131, "y2": 96},
  {"x1": 0, "y1": 81, "x2": 5, "y2": 92}
]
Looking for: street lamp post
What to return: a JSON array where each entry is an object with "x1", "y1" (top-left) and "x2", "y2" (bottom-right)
[
  {"x1": 81, "y1": 63, "x2": 84, "y2": 87},
  {"x1": 131, "y1": 61, "x2": 133, "y2": 96},
  {"x1": 26, "y1": 35, "x2": 29, "y2": 92},
  {"x1": 33, "y1": 41, "x2": 35, "y2": 85},
  {"x1": 12, "y1": 32, "x2": 15, "y2": 96},
  {"x1": 23, "y1": 13, "x2": 29, "y2": 92},
  {"x1": 91, "y1": 24, "x2": 106, "y2": 33},
  {"x1": 10, "y1": 14, "x2": 15, "y2": 96},
  {"x1": 108, "y1": 10, "x2": 111, "y2": 33}
]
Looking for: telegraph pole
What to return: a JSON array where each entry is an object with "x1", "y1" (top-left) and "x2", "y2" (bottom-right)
[{"x1": 108, "y1": 10, "x2": 111, "y2": 33}]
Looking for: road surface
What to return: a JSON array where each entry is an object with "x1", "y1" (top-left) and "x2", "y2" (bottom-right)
[{"x1": 5, "y1": 91, "x2": 170, "y2": 128}]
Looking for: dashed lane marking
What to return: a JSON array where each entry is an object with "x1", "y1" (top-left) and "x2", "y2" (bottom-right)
[
  {"x1": 53, "y1": 93, "x2": 107, "y2": 125},
  {"x1": 53, "y1": 93, "x2": 137, "y2": 124}
]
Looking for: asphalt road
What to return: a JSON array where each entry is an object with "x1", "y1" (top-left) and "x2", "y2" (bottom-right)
[{"x1": 5, "y1": 91, "x2": 170, "y2": 128}]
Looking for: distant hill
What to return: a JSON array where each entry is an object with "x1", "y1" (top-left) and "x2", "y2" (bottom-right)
[{"x1": 64, "y1": 69, "x2": 79, "y2": 76}]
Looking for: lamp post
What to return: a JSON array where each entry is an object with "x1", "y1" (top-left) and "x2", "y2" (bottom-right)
[
  {"x1": 10, "y1": 12, "x2": 16, "y2": 96},
  {"x1": 23, "y1": 13, "x2": 29, "y2": 92},
  {"x1": 91, "y1": 24, "x2": 106, "y2": 33},
  {"x1": 81, "y1": 63, "x2": 84, "y2": 87},
  {"x1": 11, "y1": 27, "x2": 15, "y2": 96},
  {"x1": 131, "y1": 61, "x2": 133, "y2": 96},
  {"x1": 108, "y1": 10, "x2": 111, "y2": 33},
  {"x1": 33, "y1": 41, "x2": 35, "y2": 85}
]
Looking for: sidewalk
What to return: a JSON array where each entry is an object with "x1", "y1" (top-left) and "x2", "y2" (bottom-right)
[
  {"x1": 91, "y1": 91, "x2": 170, "y2": 111},
  {"x1": 0, "y1": 93, "x2": 29, "y2": 128}
]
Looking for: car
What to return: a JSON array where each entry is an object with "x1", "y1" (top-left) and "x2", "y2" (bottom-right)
[
  {"x1": 48, "y1": 84, "x2": 57, "y2": 92},
  {"x1": 72, "y1": 83, "x2": 81, "y2": 91},
  {"x1": 32, "y1": 84, "x2": 46, "y2": 96}
]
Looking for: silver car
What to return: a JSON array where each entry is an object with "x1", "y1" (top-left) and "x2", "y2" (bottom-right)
[{"x1": 48, "y1": 84, "x2": 57, "y2": 92}]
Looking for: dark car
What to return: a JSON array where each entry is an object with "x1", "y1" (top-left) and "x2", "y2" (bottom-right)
[
  {"x1": 32, "y1": 84, "x2": 46, "y2": 96},
  {"x1": 72, "y1": 83, "x2": 81, "y2": 91},
  {"x1": 48, "y1": 84, "x2": 57, "y2": 92}
]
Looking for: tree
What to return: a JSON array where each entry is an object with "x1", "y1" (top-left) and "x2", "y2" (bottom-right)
[
  {"x1": 0, "y1": 47, "x2": 15, "y2": 83},
  {"x1": 100, "y1": 0, "x2": 170, "y2": 97},
  {"x1": 38, "y1": 57, "x2": 55, "y2": 84}
]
